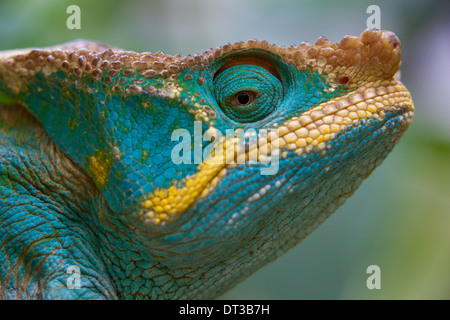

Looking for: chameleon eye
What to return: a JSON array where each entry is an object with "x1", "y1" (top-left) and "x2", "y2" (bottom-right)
[
  {"x1": 234, "y1": 90, "x2": 256, "y2": 106},
  {"x1": 213, "y1": 64, "x2": 282, "y2": 123}
]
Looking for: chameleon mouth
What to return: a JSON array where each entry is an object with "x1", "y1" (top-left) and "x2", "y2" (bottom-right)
[{"x1": 271, "y1": 80, "x2": 414, "y2": 156}]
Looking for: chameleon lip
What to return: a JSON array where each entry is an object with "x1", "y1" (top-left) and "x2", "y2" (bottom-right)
[{"x1": 272, "y1": 80, "x2": 414, "y2": 155}]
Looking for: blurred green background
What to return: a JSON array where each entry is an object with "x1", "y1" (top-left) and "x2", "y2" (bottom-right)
[{"x1": 1, "y1": 0, "x2": 449, "y2": 299}]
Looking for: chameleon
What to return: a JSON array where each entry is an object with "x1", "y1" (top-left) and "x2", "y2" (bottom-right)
[{"x1": 0, "y1": 29, "x2": 413, "y2": 299}]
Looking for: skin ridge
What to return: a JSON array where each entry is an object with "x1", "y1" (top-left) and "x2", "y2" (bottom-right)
[{"x1": 0, "y1": 103, "x2": 118, "y2": 299}]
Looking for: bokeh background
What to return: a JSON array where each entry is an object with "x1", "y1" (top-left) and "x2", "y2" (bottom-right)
[{"x1": 0, "y1": 0, "x2": 449, "y2": 299}]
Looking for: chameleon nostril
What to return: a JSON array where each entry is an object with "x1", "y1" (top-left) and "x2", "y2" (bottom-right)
[{"x1": 339, "y1": 76, "x2": 350, "y2": 85}]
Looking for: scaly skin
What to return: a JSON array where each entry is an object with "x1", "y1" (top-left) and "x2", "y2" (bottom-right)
[{"x1": 0, "y1": 29, "x2": 413, "y2": 299}]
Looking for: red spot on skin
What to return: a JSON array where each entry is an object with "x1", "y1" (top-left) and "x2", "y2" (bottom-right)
[{"x1": 339, "y1": 76, "x2": 349, "y2": 85}]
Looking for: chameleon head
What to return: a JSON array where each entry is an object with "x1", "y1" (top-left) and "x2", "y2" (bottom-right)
[{"x1": 0, "y1": 29, "x2": 413, "y2": 296}]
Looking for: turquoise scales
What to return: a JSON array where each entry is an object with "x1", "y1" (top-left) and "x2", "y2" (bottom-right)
[{"x1": 0, "y1": 29, "x2": 413, "y2": 299}]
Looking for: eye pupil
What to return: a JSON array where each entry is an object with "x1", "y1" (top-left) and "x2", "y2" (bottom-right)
[{"x1": 237, "y1": 92, "x2": 251, "y2": 105}]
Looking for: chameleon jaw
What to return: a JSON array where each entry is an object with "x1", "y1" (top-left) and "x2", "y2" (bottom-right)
[
  {"x1": 138, "y1": 78, "x2": 413, "y2": 227},
  {"x1": 140, "y1": 164, "x2": 228, "y2": 226},
  {"x1": 138, "y1": 134, "x2": 270, "y2": 226}
]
